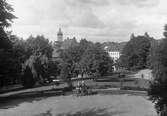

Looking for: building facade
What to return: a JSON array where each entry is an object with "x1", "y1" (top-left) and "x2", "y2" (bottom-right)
[
  {"x1": 52, "y1": 28, "x2": 64, "y2": 59},
  {"x1": 104, "y1": 46, "x2": 121, "y2": 71},
  {"x1": 108, "y1": 51, "x2": 120, "y2": 62}
]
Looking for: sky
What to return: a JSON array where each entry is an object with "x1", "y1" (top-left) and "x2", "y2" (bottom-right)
[{"x1": 7, "y1": 0, "x2": 167, "y2": 42}]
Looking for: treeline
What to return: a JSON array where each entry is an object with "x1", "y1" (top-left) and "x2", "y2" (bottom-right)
[
  {"x1": 117, "y1": 27, "x2": 167, "y2": 115},
  {"x1": 0, "y1": 35, "x2": 114, "y2": 88},
  {"x1": 0, "y1": 34, "x2": 53, "y2": 88},
  {"x1": 0, "y1": 0, "x2": 114, "y2": 89},
  {"x1": 121, "y1": 25, "x2": 167, "y2": 115},
  {"x1": 0, "y1": 0, "x2": 55, "y2": 88}
]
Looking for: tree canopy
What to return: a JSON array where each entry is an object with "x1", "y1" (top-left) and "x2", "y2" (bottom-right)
[
  {"x1": 119, "y1": 33, "x2": 153, "y2": 70},
  {"x1": 0, "y1": 0, "x2": 16, "y2": 50},
  {"x1": 59, "y1": 40, "x2": 113, "y2": 87},
  {"x1": 148, "y1": 25, "x2": 167, "y2": 115},
  {"x1": 20, "y1": 35, "x2": 53, "y2": 87},
  {"x1": 0, "y1": 0, "x2": 19, "y2": 87},
  {"x1": 26, "y1": 35, "x2": 53, "y2": 58}
]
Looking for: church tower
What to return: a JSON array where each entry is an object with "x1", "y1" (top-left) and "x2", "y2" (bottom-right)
[{"x1": 57, "y1": 28, "x2": 63, "y2": 42}]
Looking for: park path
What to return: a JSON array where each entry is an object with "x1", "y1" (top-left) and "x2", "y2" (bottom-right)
[
  {"x1": 0, "y1": 84, "x2": 66, "y2": 98},
  {"x1": 130, "y1": 69, "x2": 153, "y2": 80}
]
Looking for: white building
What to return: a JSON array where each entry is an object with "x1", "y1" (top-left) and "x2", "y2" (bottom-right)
[
  {"x1": 104, "y1": 46, "x2": 121, "y2": 71},
  {"x1": 104, "y1": 46, "x2": 121, "y2": 62},
  {"x1": 108, "y1": 51, "x2": 120, "y2": 62}
]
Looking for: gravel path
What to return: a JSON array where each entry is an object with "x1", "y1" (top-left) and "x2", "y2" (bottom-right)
[{"x1": 133, "y1": 69, "x2": 153, "y2": 80}]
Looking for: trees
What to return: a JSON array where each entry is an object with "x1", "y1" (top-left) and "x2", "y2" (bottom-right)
[
  {"x1": 22, "y1": 53, "x2": 49, "y2": 88},
  {"x1": 0, "y1": 0, "x2": 19, "y2": 87},
  {"x1": 26, "y1": 35, "x2": 53, "y2": 58},
  {"x1": 0, "y1": 32, "x2": 54, "y2": 88},
  {"x1": 148, "y1": 25, "x2": 167, "y2": 115},
  {"x1": 80, "y1": 43, "x2": 113, "y2": 78},
  {"x1": 19, "y1": 35, "x2": 53, "y2": 88},
  {"x1": 120, "y1": 33, "x2": 153, "y2": 70},
  {"x1": 48, "y1": 60, "x2": 60, "y2": 79},
  {"x1": 59, "y1": 44, "x2": 81, "y2": 88},
  {"x1": 59, "y1": 40, "x2": 114, "y2": 88},
  {"x1": 0, "y1": 0, "x2": 16, "y2": 49}
]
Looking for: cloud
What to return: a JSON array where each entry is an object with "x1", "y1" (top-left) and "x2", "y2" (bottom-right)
[
  {"x1": 8, "y1": 0, "x2": 167, "y2": 42},
  {"x1": 114, "y1": 0, "x2": 159, "y2": 7},
  {"x1": 70, "y1": 12, "x2": 105, "y2": 28},
  {"x1": 65, "y1": 0, "x2": 105, "y2": 28},
  {"x1": 67, "y1": 0, "x2": 109, "y2": 6}
]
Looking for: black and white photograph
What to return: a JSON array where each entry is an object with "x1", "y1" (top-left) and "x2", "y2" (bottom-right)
[{"x1": 0, "y1": 0, "x2": 167, "y2": 116}]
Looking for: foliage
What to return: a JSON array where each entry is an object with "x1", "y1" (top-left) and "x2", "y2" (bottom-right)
[
  {"x1": 11, "y1": 35, "x2": 27, "y2": 63},
  {"x1": 48, "y1": 60, "x2": 60, "y2": 78},
  {"x1": 22, "y1": 53, "x2": 50, "y2": 87},
  {"x1": 0, "y1": 0, "x2": 18, "y2": 87},
  {"x1": 12, "y1": 35, "x2": 53, "y2": 87},
  {"x1": 26, "y1": 35, "x2": 53, "y2": 58},
  {"x1": 0, "y1": 49, "x2": 21, "y2": 86},
  {"x1": 80, "y1": 43, "x2": 113, "y2": 77},
  {"x1": 0, "y1": 31, "x2": 55, "y2": 88},
  {"x1": 0, "y1": 0, "x2": 17, "y2": 27},
  {"x1": 120, "y1": 33, "x2": 153, "y2": 70},
  {"x1": 0, "y1": 0, "x2": 16, "y2": 49},
  {"x1": 148, "y1": 25, "x2": 167, "y2": 115},
  {"x1": 22, "y1": 66, "x2": 36, "y2": 88},
  {"x1": 59, "y1": 40, "x2": 113, "y2": 87},
  {"x1": 59, "y1": 44, "x2": 81, "y2": 86},
  {"x1": 61, "y1": 37, "x2": 78, "y2": 49}
]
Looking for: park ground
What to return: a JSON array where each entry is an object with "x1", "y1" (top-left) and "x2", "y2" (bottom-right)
[{"x1": 0, "y1": 69, "x2": 157, "y2": 116}]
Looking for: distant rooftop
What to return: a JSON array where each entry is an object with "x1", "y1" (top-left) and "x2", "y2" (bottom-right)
[{"x1": 103, "y1": 42, "x2": 127, "y2": 53}]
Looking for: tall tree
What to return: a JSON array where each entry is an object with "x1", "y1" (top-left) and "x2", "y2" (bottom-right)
[
  {"x1": 0, "y1": 0, "x2": 17, "y2": 87},
  {"x1": 148, "y1": 24, "x2": 167, "y2": 116},
  {"x1": 59, "y1": 45, "x2": 82, "y2": 88},
  {"x1": 80, "y1": 43, "x2": 113, "y2": 77},
  {"x1": 21, "y1": 35, "x2": 53, "y2": 87},
  {"x1": 120, "y1": 33, "x2": 153, "y2": 70},
  {"x1": 0, "y1": 0, "x2": 16, "y2": 49},
  {"x1": 26, "y1": 35, "x2": 53, "y2": 58}
]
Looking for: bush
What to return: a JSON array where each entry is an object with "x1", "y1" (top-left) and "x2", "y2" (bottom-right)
[{"x1": 22, "y1": 66, "x2": 36, "y2": 88}]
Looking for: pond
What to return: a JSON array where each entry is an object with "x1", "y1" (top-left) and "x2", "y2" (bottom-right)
[{"x1": 0, "y1": 94, "x2": 156, "y2": 116}]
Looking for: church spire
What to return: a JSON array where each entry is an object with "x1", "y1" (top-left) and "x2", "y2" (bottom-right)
[{"x1": 57, "y1": 28, "x2": 63, "y2": 42}]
